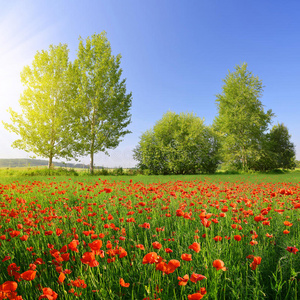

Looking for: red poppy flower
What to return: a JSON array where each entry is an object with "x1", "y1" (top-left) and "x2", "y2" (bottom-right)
[
  {"x1": 80, "y1": 252, "x2": 99, "y2": 267},
  {"x1": 213, "y1": 236, "x2": 222, "y2": 242},
  {"x1": 253, "y1": 256, "x2": 262, "y2": 265},
  {"x1": 142, "y1": 252, "x2": 159, "y2": 264},
  {"x1": 213, "y1": 259, "x2": 226, "y2": 271},
  {"x1": 167, "y1": 259, "x2": 180, "y2": 271},
  {"x1": 58, "y1": 272, "x2": 65, "y2": 284},
  {"x1": 190, "y1": 272, "x2": 206, "y2": 283},
  {"x1": 20, "y1": 235, "x2": 29, "y2": 241},
  {"x1": 152, "y1": 242, "x2": 162, "y2": 250},
  {"x1": 286, "y1": 246, "x2": 299, "y2": 254},
  {"x1": 0, "y1": 281, "x2": 18, "y2": 292},
  {"x1": 165, "y1": 248, "x2": 173, "y2": 253},
  {"x1": 181, "y1": 253, "x2": 192, "y2": 261},
  {"x1": 234, "y1": 235, "x2": 241, "y2": 241},
  {"x1": 178, "y1": 274, "x2": 189, "y2": 286},
  {"x1": 56, "y1": 228, "x2": 63, "y2": 236},
  {"x1": 88, "y1": 240, "x2": 103, "y2": 252},
  {"x1": 156, "y1": 262, "x2": 168, "y2": 273},
  {"x1": 201, "y1": 218, "x2": 211, "y2": 228},
  {"x1": 39, "y1": 287, "x2": 58, "y2": 300},
  {"x1": 188, "y1": 242, "x2": 201, "y2": 253},
  {"x1": 21, "y1": 270, "x2": 36, "y2": 281},
  {"x1": 120, "y1": 278, "x2": 130, "y2": 287},
  {"x1": 136, "y1": 244, "x2": 145, "y2": 250},
  {"x1": 34, "y1": 258, "x2": 45, "y2": 265},
  {"x1": 68, "y1": 240, "x2": 79, "y2": 252},
  {"x1": 188, "y1": 293, "x2": 204, "y2": 300}
]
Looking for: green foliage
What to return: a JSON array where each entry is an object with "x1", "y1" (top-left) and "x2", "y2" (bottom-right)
[
  {"x1": 249, "y1": 123, "x2": 296, "y2": 171},
  {"x1": 133, "y1": 111, "x2": 220, "y2": 174},
  {"x1": 73, "y1": 32, "x2": 132, "y2": 174},
  {"x1": 267, "y1": 123, "x2": 296, "y2": 169},
  {"x1": 3, "y1": 44, "x2": 77, "y2": 168},
  {"x1": 213, "y1": 63, "x2": 274, "y2": 171}
]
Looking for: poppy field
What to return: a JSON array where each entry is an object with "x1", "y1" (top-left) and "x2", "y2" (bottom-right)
[{"x1": 0, "y1": 175, "x2": 300, "y2": 299}]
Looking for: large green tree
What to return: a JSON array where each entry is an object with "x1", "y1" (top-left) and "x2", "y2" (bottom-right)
[
  {"x1": 133, "y1": 112, "x2": 220, "y2": 174},
  {"x1": 3, "y1": 44, "x2": 77, "y2": 168},
  {"x1": 267, "y1": 123, "x2": 296, "y2": 169},
  {"x1": 73, "y1": 32, "x2": 132, "y2": 174},
  {"x1": 213, "y1": 63, "x2": 274, "y2": 171},
  {"x1": 249, "y1": 123, "x2": 296, "y2": 171}
]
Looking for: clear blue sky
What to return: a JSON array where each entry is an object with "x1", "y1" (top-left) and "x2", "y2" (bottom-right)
[{"x1": 0, "y1": 0, "x2": 299, "y2": 167}]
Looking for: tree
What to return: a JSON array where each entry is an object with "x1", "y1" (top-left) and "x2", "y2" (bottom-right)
[
  {"x1": 3, "y1": 44, "x2": 77, "y2": 168},
  {"x1": 213, "y1": 63, "x2": 274, "y2": 171},
  {"x1": 133, "y1": 112, "x2": 220, "y2": 174},
  {"x1": 73, "y1": 32, "x2": 132, "y2": 174},
  {"x1": 267, "y1": 123, "x2": 296, "y2": 169}
]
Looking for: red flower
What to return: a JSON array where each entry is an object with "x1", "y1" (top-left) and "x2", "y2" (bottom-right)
[
  {"x1": 88, "y1": 240, "x2": 103, "y2": 252},
  {"x1": 56, "y1": 228, "x2": 63, "y2": 236},
  {"x1": 80, "y1": 252, "x2": 99, "y2": 267},
  {"x1": 152, "y1": 242, "x2": 162, "y2": 250},
  {"x1": 0, "y1": 281, "x2": 17, "y2": 292},
  {"x1": 68, "y1": 240, "x2": 79, "y2": 252},
  {"x1": 286, "y1": 246, "x2": 299, "y2": 254},
  {"x1": 120, "y1": 278, "x2": 130, "y2": 287},
  {"x1": 20, "y1": 235, "x2": 29, "y2": 241},
  {"x1": 181, "y1": 253, "x2": 192, "y2": 261},
  {"x1": 21, "y1": 270, "x2": 36, "y2": 281},
  {"x1": 165, "y1": 248, "x2": 173, "y2": 253},
  {"x1": 142, "y1": 252, "x2": 159, "y2": 264},
  {"x1": 213, "y1": 259, "x2": 226, "y2": 271},
  {"x1": 136, "y1": 244, "x2": 145, "y2": 250},
  {"x1": 188, "y1": 242, "x2": 201, "y2": 253},
  {"x1": 39, "y1": 287, "x2": 58, "y2": 300},
  {"x1": 190, "y1": 272, "x2": 206, "y2": 283},
  {"x1": 250, "y1": 256, "x2": 262, "y2": 270},
  {"x1": 234, "y1": 235, "x2": 241, "y2": 241},
  {"x1": 201, "y1": 218, "x2": 211, "y2": 228},
  {"x1": 213, "y1": 236, "x2": 222, "y2": 242},
  {"x1": 167, "y1": 259, "x2": 180, "y2": 271},
  {"x1": 178, "y1": 274, "x2": 189, "y2": 286},
  {"x1": 58, "y1": 272, "x2": 65, "y2": 284},
  {"x1": 188, "y1": 293, "x2": 204, "y2": 300}
]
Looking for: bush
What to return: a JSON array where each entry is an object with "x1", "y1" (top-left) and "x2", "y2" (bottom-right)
[{"x1": 133, "y1": 112, "x2": 220, "y2": 175}]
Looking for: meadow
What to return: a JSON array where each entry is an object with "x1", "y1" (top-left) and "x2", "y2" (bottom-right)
[{"x1": 0, "y1": 172, "x2": 300, "y2": 299}]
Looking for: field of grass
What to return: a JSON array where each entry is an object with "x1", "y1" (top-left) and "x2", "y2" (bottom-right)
[{"x1": 0, "y1": 173, "x2": 300, "y2": 299}]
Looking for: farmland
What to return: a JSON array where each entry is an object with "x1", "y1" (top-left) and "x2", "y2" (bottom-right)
[{"x1": 0, "y1": 173, "x2": 300, "y2": 299}]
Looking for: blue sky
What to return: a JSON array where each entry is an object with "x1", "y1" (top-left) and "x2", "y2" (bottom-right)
[{"x1": 0, "y1": 0, "x2": 299, "y2": 167}]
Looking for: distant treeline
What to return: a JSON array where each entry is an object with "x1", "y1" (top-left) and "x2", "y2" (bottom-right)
[{"x1": 0, "y1": 159, "x2": 102, "y2": 169}]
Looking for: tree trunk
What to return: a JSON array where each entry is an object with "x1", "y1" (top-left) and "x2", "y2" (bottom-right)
[
  {"x1": 90, "y1": 107, "x2": 96, "y2": 174},
  {"x1": 48, "y1": 154, "x2": 53, "y2": 169},
  {"x1": 90, "y1": 150, "x2": 94, "y2": 174}
]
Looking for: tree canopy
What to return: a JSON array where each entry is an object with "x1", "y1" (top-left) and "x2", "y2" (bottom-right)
[
  {"x1": 3, "y1": 32, "x2": 132, "y2": 172},
  {"x1": 73, "y1": 32, "x2": 132, "y2": 173},
  {"x1": 133, "y1": 112, "x2": 220, "y2": 174},
  {"x1": 213, "y1": 63, "x2": 274, "y2": 171},
  {"x1": 267, "y1": 123, "x2": 296, "y2": 169},
  {"x1": 3, "y1": 44, "x2": 76, "y2": 168}
]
